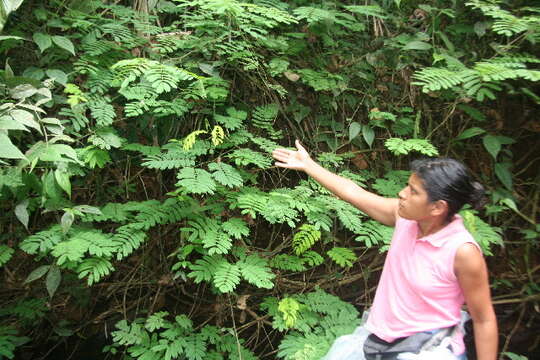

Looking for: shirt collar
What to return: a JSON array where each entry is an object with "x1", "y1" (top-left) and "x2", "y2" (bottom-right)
[{"x1": 416, "y1": 215, "x2": 464, "y2": 247}]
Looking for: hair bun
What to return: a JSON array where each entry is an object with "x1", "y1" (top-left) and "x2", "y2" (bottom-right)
[{"x1": 469, "y1": 182, "x2": 486, "y2": 210}]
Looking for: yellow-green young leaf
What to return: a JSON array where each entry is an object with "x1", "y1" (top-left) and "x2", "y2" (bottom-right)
[
  {"x1": 52, "y1": 35, "x2": 75, "y2": 55},
  {"x1": 211, "y1": 125, "x2": 225, "y2": 146},
  {"x1": 0, "y1": 133, "x2": 25, "y2": 159},
  {"x1": 32, "y1": 32, "x2": 52, "y2": 53},
  {"x1": 183, "y1": 130, "x2": 207, "y2": 151},
  {"x1": 54, "y1": 169, "x2": 71, "y2": 198},
  {"x1": 46, "y1": 265, "x2": 61, "y2": 298},
  {"x1": 278, "y1": 298, "x2": 300, "y2": 328}
]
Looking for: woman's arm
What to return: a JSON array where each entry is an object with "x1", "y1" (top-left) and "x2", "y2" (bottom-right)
[
  {"x1": 272, "y1": 140, "x2": 399, "y2": 226},
  {"x1": 455, "y1": 243, "x2": 498, "y2": 360}
]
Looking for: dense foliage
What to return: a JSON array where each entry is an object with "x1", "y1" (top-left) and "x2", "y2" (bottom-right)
[{"x1": 0, "y1": 0, "x2": 538, "y2": 359}]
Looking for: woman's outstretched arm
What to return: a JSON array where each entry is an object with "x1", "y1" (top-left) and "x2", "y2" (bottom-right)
[{"x1": 272, "y1": 140, "x2": 399, "y2": 227}]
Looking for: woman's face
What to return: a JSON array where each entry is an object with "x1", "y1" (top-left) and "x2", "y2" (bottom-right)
[{"x1": 397, "y1": 173, "x2": 435, "y2": 221}]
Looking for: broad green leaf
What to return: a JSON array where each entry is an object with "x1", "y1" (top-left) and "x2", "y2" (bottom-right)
[
  {"x1": 54, "y1": 169, "x2": 71, "y2": 198},
  {"x1": 61, "y1": 210, "x2": 74, "y2": 234},
  {"x1": 0, "y1": 35, "x2": 26, "y2": 41},
  {"x1": 3, "y1": 0, "x2": 25, "y2": 13},
  {"x1": 494, "y1": 135, "x2": 515, "y2": 145},
  {"x1": 46, "y1": 265, "x2": 61, "y2": 298},
  {"x1": 11, "y1": 109, "x2": 41, "y2": 134},
  {"x1": 198, "y1": 63, "x2": 218, "y2": 77},
  {"x1": 362, "y1": 125, "x2": 375, "y2": 148},
  {"x1": 494, "y1": 162, "x2": 512, "y2": 190},
  {"x1": 39, "y1": 144, "x2": 79, "y2": 163},
  {"x1": 24, "y1": 265, "x2": 51, "y2": 284},
  {"x1": 73, "y1": 205, "x2": 102, "y2": 215},
  {"x1": 10, "y1": 84, "x2": 38, "y2": 99},
  {"x1": 501, "y1": 198, "x2": 518, "y2": 212},
  {"x1": 15, "y1": 199, "x2": 29, "y2": 230},
  {"x1": 42, "y1": 170, "x2": 63, "y2": 201},
  {"x1": 0, "y1": 115, "x2": 28, "y2": 131},
  {"x1": 402, "y1": 41, "x2": 432, "y2": 51},
  {"x1": 454, "y1": 127, "x2": 485, "y2": 141},
  {"x1": 474, "y1": 21, "x2": 489, "y2": 37},
  {"x1": 482, "y1": 134, "x2": 501, "y2": 159},
  {"x1": 32, "y1": 32, "x2": 52, "y2": 53},
  {"x1": 0, "y1": 133, "x2": 25, "y2": 159},
  {"x1": 348, "y1": 122, "x2": 361, "y2": 141},
  {"x1": 457, "y1": 105, "x2": 486, "y2": 122},
  {"x1": 46, "y1": 69, "x2": 68, "y2": 85},
  {"x1": 52, "y1": 36, "x2": 75, "y2": 55}
]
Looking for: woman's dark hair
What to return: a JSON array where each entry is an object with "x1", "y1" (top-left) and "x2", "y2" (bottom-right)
[{"x1": 410, "y1": 158, "x2": 486, "y2": 222}]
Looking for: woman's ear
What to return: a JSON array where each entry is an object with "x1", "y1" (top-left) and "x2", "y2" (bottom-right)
[{"x1": 431, "y1": 199, "x2": 449, "y2": 217}]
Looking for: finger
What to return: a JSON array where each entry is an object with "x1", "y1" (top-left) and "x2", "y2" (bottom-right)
[
  {"x1": 274, "y1": 162, "x2": 292, "y2": 168},
  {"x1": 272, "y1": 149, "x2": 294, "y2": 158},
  {"x1": 273, "y1": 153, "x2": 292, "y2": 163},
  {"x1": 295, "y1": 139, "x2": 306, "y2": 152}
]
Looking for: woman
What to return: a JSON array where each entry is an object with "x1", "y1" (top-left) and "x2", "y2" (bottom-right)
[{"x1": 272, "y1": 140, "x2": 498, "y2": 360}]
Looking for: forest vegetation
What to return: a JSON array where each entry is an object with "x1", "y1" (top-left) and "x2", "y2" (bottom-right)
[{"x1": 0, "y1": 0, "x2": 538, "y2": 359}]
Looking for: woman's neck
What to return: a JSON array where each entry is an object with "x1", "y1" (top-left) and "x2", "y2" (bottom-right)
[{"x1": 417, "y1": 217, "x2": 448, "y2": 238}]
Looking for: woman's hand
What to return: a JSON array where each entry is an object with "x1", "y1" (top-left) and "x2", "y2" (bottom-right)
[{"x1": 272, "y1": 139, "x2": 312, "y2": 172}]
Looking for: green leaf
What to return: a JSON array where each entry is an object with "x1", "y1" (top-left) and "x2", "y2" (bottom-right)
[
  {"x1": 0, "y1": 35, "x2": 26, "y2": 41},
  {"x1": 52, "y1": 36, "x2": 75, "y2": 55},
  {"x1": 454, "y1": 127, "x2": 485, "y2": 141},
  {"x1": 39, "y1": 144, "x2": 79, "y2": 163},
  {"x1": 482, "y1": 135, "x2": 501, "y2": 159},
  {"x1": 11, "y1": 109, "x2": 41, "y2": 134},
  {"x1": 15, "y1": 199, "x2": 29, "y2": 230},
  {"x1": 348, "y1": 122, "x2": 361, "y2": 141},
  {"x1": 362, "y1": 125, "x2": 375, "y2": 148},
  {"x1": 73, "y1": 205, "x2": 102, "y2": 215},
  {"x1": 46, "y1": 69, "x2": 67, "y2": 85},
  {"x1": 46, "y1": 265, "x2": 61, "y2": 298},
  {"x1": 213, "y1": 262, "x2": 241, "y2": 293},
  {"x1": 457, "y1": 105, "x2": 486, "y2": 122},
  {"x1": 0, "y1": 115, "x2": 28, "y2": 131},
  {"x1": 176, "y1": 167, "x2": 216, "y2": 194},
  {"x1": 0, "y1": 133, "x2": 25, "y2": 159},
  {"x1": 61, "y1": 211, "x2": 74, "y2": 234},
  {"x1": 208, "y1": 162, "x2": 243, "y2": 188},
  {"x1": 402, "y1": 41, "x2": 432, "y2": 50},
  {"x1": 0, "y1": 245, "x2": 14, "y2": 267},
  {"x1": 327, "y1": 247, "x2": 356, "y2": 267},
  {"x1": 54, "y1": 169, "x2": 71, "y2": 198},
  {"x1": 33, "y1": 32, "x2": 52, "y2": 53},
  {"x1": 501, "y1": 198, "x2": 518, "y2": 212},
  {"x1": 24, "y1": 265, "x2": 51, "y2": 284},
  {"x1": 494, "y1": 162, "x2": 513, "y2": 190},
  {"x1": 237, "y1": 255, "x2": 275, "y2": 289}
]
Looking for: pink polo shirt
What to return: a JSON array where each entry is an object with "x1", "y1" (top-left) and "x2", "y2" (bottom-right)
[{"x1": 364, "y1": 215, "x2": 480, "y2": 355}]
